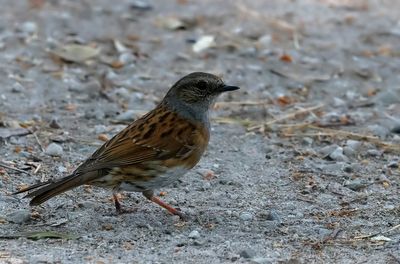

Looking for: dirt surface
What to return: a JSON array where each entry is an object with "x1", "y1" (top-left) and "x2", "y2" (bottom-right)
[{"x1": 1, "y1": 0, "x2": 400, "y2": 263}]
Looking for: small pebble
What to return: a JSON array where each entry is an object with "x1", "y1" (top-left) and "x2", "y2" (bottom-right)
[
  {"x1": 212, "y1": 163, "x2": 220, "y2": 169},
  {"x1": 115, "y1": 110, "x2": 141, "y2": 122},
  {"x1": 240, "y1": 47, "x2": 257, "y2": 57},
  {"x1": 20, "y1": 21, "x2": 38, "y2": 34},
  {"x1": 171, "y1": 215, "x2": 181, "y2": 222},
  {"x1": 368, "y1": 124, "x2": 390, "y2": 139},
  {"x1": 113, "y1": 87, "x2": 130, "y2": 99},
  {"x1": 239, "y1": 212, "x2": 253, "y2": 221},
  {"x1": 317, "y1": 228, "x2": 331, "y2": 238},
  {"x1": 239, "y1": 249, "x2": 256, "y2": 259},
  {"x1": 366, "y1": 149, "x2": 382, "y2": 157},
  {"x1": 319, "y1": 145, "x2": 339, "y2": 157},
  {"x1": 384, "y1": 204, "x2": 395, "y2": 210},
  {"x1": 200, "y1": 182, "x2": 211, "y2": 191},
  {"x1": 57, "y1": 166, "x2": 67, "y2": 173},
  {"x1": 119, "y1": 52, "x2": 135, "y2": 65},
  {"x1": 388, "y1": 161, "x2": 399, "y2": 168},
  {"x1": 49, "y1": 119, "x2": 61, "y2": 129},
  {"x1": 257, "y1": 35, "x2": 272, "y2": 47},
  {"x1": 342, "y1": 165, "x2": 353, "y2": 173},
  {"x1": 6, "y1": 209, "x2": 31, "y2": 224},
  {"x1": 343, "y1": 146, "x2": 356, "y2": 157},
  {"x1": 346, "y1": 140, "x2": 362, "y2": 150},
  {"x1": 94, "y1": 125, "x2": 107, "y2": 134},
  {"x1": 130, "y1": 0, "x2": 153, "y2": 11},
  {"x1": 192, "y1": 240, "x2": 205, "y2": 246},
  {"x1": 391, "y1": 124, "x2": 400, "y2": 134},
  {"x1": 188, "y1": 230, "x2": 200, "y2": 239},
  {"x1": 296, "y1": 212, "x2": 304, "y2": 218},
  {"x1": 345, "y1": 91, "x2": 358, "y2": 101},
  {"x1": 45, "y1": 143, "x2": 63, "y2": 157},
  {"x1": 344, "y1": 179, "x2": 367, "y2": 191},
  {"x1": 374, "y1": 90, "x2": 400, "y2": 105},
  {"x1": 19, "y1": 151, "x2": 32, "y2": 158},
  {"x1": 50, "y1": 134, "x2": 68, "y2": 143},
  {"x1": 11, "y1": 82, "x2": 24, "y2": 93},
  {"x1": 83, "y1": 80, "x2": 102, "y2": 97},
  {"x1": 302, "y1": 137, "x2": 313, "y2": 146},
  {"x1": 32, "y1": 114, "x2": 42, "y2": 122},
  {"x1": 78, "y1": 201, "x2": 97, "y2": 209},
  {"x1": 85, "y1": 109, "x2": 105, "y2": 120},
  {"x1": 252, "y1": 257, "x2": 274, "y2": 264},
  {"x1": 332, "y1": 97, "x2": 346, "y2": 107},
  {"x1": 329, "y1": 147, "x2": 348, "y2": 161},
  {"x1": 264, "y1": 210, "x2": 281, "y2": 222}
]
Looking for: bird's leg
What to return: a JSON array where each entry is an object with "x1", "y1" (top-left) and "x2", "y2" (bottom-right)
[
  {"x1": 142, "y1": 190, "x2": 186, "y2": 220},
  {"x1": 113, "y1": 193, "x2": 123, "y2": 213},
  {"x1": 113, "y1": 192, "x2": 137, "y2": 215}
]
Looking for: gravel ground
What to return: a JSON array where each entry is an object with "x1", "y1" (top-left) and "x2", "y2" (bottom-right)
[{"x1": 1, "y1": 0, "x2": 400, "y2": 263}]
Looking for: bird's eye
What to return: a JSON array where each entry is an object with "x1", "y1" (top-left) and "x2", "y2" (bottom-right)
[{"x1": 196, "y1": 80, "x2": 208, "y2": 90}]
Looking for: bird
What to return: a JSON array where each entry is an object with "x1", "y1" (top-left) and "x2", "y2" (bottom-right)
[{"x1": 14, "y1": 72, "x2": 239, "y2": 219}]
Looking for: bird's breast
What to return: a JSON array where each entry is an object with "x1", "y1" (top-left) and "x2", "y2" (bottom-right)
[{"x1": 117, "y1": 165, "x2": 190, "y2": 192}]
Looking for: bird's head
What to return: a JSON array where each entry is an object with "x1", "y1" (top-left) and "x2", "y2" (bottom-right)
[{"x1": 164, "y1": 72, "x2": 239, "y2": 111}]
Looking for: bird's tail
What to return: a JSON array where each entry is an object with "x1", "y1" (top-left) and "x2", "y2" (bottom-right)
[{"x1": 14, "y1": 172, "x2": 94, "y2": 205}]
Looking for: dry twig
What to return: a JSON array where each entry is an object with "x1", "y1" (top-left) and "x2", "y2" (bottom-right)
[
  {"x1": 33, "y1": 163, "x2": 42, "y2": 174},
  {"x1": 354, "y1": 224, "x2": 400, "y2": 240},
  {"x1": 213, "y1": 117, "x2": 255, "y2": 126},
  {"x1": 32, "y1": 131, "x2": 45, "y2": 152},
  {"x1": 0, "y1": 162, "x2": 33, "y2": 176},
  {"x1": 247, "y1": 104, "x2": 324, "y2": 131},
  {"x1": 283, "y1": 125, "x2": 400, "y2": 153}
]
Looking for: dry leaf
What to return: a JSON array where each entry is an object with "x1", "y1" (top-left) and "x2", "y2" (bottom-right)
[
  {"x1": 193, "y1": 35, "x2": 215, "y2": 53},
  {"x1": 382, "y1": 181, "x2": 390, "y2": 188},
  {"x1": 110, "y1": 61, "x2": 124, "y2": 69},
  {"x1": 280, "y1": 53, "x2": 293, "y2": 63},
  {"x1": 197, "y1": 169, "x2": 215, "y2": 180},
  {"x1": 339, "y1": 115, "x2": 352, "y2": 125},
  {"x1": 113, "y1": 39, "x2": 129, "y2": 53},
  {"x1": 65, "y1": 104, "x2": 77, "y2": 111},
  {"x1": 378, "y1": 44, "x2": 392, "y2": 56},
  {"x1": 159, "y1": 17, "x2": 186, "y2": 30},
  {"x1": 367, "y1": 88, "x2": 378, "y2": 97},
  {"x1": 123, "y1": 241, "x2": 134, "y2": 250},
  {"x1": 370, "y1": 235, "x2": 391, "y2": 242},
  {"x1": 17, "y1": 183, "x2": 30, "y2": 191},
  {"x1": 84, "y1": 185, "x2": 93, "y2": 193},
  {"x1": 276, "y1": 95, "x2": 293, "y2": 106},
  {"x1": 50, "y1": 44, "x2": 100, "y2": 63},
  {"x1": 14, "y1": 146, "x2": 22, "y2": 153},
  {"x1": 328, "y1": 208, "x2": 357, "y2": 217},
  {"x1": 29, "y1": 0, "x2": 45, "y2": 8},
  {"x1": 102, "y1": 224, "x2": 113, "y2": 231},
  {"x1": 98, "y1": 134, "x2": 109, "y2": 142}
]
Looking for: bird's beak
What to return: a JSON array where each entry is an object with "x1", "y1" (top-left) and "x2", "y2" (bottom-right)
[{"x1": 219, "y1": 84, "x2": 240, "y2": 93}]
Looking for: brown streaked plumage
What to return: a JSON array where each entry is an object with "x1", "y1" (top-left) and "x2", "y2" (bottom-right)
[{"x1": 14, "y1": 72, "x2": 239, "y2": 219}]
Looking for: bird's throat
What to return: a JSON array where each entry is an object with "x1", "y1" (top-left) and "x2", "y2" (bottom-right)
[{"x1": 163, "y1": 98, "x2": 210, "y2": 127}]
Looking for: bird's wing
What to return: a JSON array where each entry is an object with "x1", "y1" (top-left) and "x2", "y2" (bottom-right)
[{"x1": 76, "y1": 107, "x2": 209, "y2": 174}]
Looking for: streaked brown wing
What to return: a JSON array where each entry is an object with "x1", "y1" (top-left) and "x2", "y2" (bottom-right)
[{"x1": 75, "y1": 106, "x2": 209, "y2": 174}]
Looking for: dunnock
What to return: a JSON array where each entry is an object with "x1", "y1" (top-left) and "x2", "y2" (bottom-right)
[{"x1": 15, "y1": 72, "x2": 239, "y2": 219}]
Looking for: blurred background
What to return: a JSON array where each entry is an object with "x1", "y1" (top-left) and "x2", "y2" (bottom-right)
[{"x1": 1, "y1": 0, "x2": 400, "y2": 263}]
